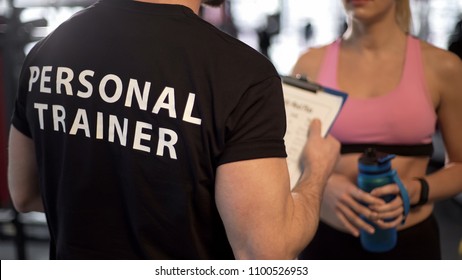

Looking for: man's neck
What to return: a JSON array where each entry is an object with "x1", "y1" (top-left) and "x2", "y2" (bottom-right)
[{"x1": 134, "y1": 0, "x2": 201, "y2": 14}]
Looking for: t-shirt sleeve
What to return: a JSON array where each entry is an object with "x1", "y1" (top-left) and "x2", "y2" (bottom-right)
[{"x1": 217, "y1": 75, "x2": 287, "y2": 166}]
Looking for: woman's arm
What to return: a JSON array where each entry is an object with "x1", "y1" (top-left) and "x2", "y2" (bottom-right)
[{"x1": 424, "y1": 49, "x2": 462, "y2": 201}]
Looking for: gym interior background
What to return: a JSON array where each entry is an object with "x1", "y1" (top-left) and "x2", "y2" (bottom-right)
[{"x1": 1, "y1": 0, "x2": 461, "y2": 260}]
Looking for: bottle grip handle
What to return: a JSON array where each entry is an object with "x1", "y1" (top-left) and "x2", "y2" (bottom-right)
[{"x1": 391, "y1": 170, "x2": 411, "y2": 224}]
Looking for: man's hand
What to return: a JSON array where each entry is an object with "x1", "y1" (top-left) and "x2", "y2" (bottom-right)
[{"x1": 299, "y1": 119, "x2": 340, "y2": 185}]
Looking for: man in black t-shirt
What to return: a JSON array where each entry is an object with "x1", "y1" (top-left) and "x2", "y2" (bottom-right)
[{"x1": 8, "y1": 0, "x2": 339, "y2": 259}]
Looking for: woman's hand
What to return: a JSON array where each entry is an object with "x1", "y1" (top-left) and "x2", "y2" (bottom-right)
[
  {"x1": 370, "y1": 183, "x2": 409, "y2": 229},
  {"x1": 321, "y1": 173, "x2": 385, "y2": 237}
]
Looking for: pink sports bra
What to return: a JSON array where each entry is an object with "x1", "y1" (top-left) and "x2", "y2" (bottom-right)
[{"x1": 316, "y1": 36, "x2": 437, "y2": 156}]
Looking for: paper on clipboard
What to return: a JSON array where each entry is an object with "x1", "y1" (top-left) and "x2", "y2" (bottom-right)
[{"x1": 282, "y1": 76, "x2": 348, "y2": 189}]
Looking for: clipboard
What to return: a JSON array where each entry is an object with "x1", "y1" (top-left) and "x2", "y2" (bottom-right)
[{"x1": 282, "y1": 75, "x2": 348, "y2": 188}]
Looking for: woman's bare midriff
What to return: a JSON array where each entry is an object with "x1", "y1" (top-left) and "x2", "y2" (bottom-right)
[{"x1": 321, "y1": 153, "x2": 433, "y2": 233}]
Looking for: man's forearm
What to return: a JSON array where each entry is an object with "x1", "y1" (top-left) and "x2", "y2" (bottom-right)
[
  {"x1": 8, "y1": 126, "x2": 43, "y2": 213},
  {"x1": 285, "y1": 175, "x2": 325, "y2": 257}
]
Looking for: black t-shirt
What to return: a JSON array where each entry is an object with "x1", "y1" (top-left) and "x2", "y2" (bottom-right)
[{"x1": 12, "y1": 0, "x2": 287, "y2": 259}]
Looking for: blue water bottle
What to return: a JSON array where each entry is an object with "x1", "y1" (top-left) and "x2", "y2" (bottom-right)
[{"x1": 357, "y1": 148, "x2": 410, "y2": 253}]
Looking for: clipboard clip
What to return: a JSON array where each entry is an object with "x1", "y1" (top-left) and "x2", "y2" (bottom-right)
[{"x1": 282, "y1": 74, "x2": 323, "y2": 93}]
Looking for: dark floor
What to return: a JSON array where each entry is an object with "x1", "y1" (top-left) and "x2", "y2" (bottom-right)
[{"x1": 0, "y1": 198, "x2": 461, "y2": 260}]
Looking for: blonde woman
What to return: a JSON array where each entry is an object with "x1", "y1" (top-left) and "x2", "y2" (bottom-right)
[{"x1": 292, "y1": 0, "x2": 462, "y2": 259}]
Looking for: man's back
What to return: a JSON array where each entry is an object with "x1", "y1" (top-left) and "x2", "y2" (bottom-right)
[{"x1": 12, "y1": 0, "x2": 286, "y2": 259}]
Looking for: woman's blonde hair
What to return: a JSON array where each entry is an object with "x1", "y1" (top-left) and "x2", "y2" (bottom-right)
[{"x1": 395, "y1": 0, "x2": 412, "y2": 33}]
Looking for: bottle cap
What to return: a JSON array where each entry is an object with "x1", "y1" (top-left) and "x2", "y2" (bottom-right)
[{"x1": 358, "y1": 148, "x2": 395, "y2": 173}]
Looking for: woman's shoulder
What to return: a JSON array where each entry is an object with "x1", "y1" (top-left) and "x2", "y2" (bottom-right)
[
  {"x1": 291, "y1": 43, "x2": 333, "y2": 78},
  {"x1": 417, "y1": 38, "x2": 462, "y2": 104},
  {"x1": 419, "y1": 39, "x2": 462, "y2": 77}
]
